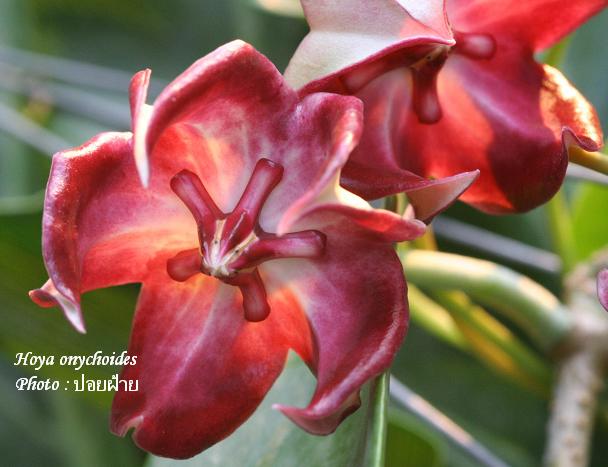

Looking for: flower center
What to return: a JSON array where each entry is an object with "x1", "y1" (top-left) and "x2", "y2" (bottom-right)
[
  {"x1": 410, "y1": 31, "x2": 496, "y2": 124},
  {"x1": 166, "y1": 158, "x2": 326, "y2": 322}
]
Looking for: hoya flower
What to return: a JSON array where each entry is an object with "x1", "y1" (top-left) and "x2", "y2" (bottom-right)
[
  {"x1": 28, "y1": 41, "x2": 472, "y2": 459},
  {"x1": 599, "y1": 269, "x2": 608, "y2": 311},
  {"x1": 285, "y1": 0, "x2": 605, "y2": 213}
]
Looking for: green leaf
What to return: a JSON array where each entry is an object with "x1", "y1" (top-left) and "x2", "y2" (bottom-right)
[
  {"x1": 386, "y1": 409, "x2": 444, "y2": 467},
  {"x1": 572, "y1": 183, "x2": 608, "y2": 261},
  {"x1": 147, "y1": 358, "x2": 388, "y2": 467},
  {"x1": 0, "y1": 212, "x2": 136, "y2": 407}
]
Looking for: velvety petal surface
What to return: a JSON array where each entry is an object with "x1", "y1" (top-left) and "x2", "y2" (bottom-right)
[
  {"x1": 352, "y1": 45, "x2": 603, "y2": 212},
  {"x1": 448, "y1": 0, "x2": 608, "y2": 52},
  {"x1": 285, "y1": 0, "x2": 453, "y2": 92},
  {"x1": 133, "y1": 41, "x2": 352, "y2": 225},
  {"x1": 111, "y1": 267, "x2": 313, "y2": 459},
  {"x1": 30, "y1": 132, "x2": 194, "y2": 331},
  {"x1": 599, "y1": 269, "x2": 608, "y2": 312},
  {"x1": 131, "y1": 40, "x2": 427, "y2": 239},
  {"x1": 261, "y1": 213, "x2": 408, "y2": 434}
]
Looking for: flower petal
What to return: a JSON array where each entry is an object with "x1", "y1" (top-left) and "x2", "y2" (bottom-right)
[
  {"x1": 30, "y1": 132, "x2": 194, "y2": 332},
  {"x1": 284, "y1": 0, "x2": 454, "y2": 92},
  {"x1": 341, "y1": 160, "x2": 479, "y2": 223},
  {"x1": 111, "y1": 270, "x2": 313, "y2": 459},
  {"x1": 130, "y1": 69, "x2": 153, "y2": 186},
  {"x1": 262, "y1": 216, "x2": 407, "y2": 434},
  {"x1": 132, "y1": 40, "x2": 391, "y2": 234},
  {"x1": 352, "y1": 47, "x2": 602, "y2": 213},
  {"x1": 599, "y1": 269, "x2": 608, "y2": 312},
  {"x1": 449, "y1": 0, "x2": 607, "y2": 52}
]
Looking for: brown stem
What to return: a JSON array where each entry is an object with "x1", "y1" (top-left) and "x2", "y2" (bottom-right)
[{"x1": 544, "y1": 350, "x2": 604, "y2": 467}]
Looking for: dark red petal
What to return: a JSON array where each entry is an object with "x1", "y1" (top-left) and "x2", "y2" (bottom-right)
[
  {"x1": 285, "y1": 0, "x2": 454, "y2": 92},
  {"x1": 449, "y1": 0, "x2": 607, "y2": 51},
  {"x1": 352, "y1": 48, "x2": 602, "y2": 213},
  {"x1": 341, "y1": 161, "x2": 479, "y2": 223},
  {"x1": 262, "y1": 217, "x2": 408, "y2": 434},
  {"x1": 132, "y1": 40, "x2": 377, "y2": 234},
  {"x1": 30, "y1": 132, "x2": 194, "y2": 331},
  {"x1": 599, "y1": 269, "x2": 608, "y2": 312},
  {"x1": 111, "y1": 271, "x2": 313, "y2": 459}
]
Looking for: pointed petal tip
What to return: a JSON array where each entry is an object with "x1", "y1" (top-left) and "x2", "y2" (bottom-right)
[
  {"x1": 110, "y1": 413, "x2": 143, "y2": 438},
  {"x1": 135, "y1": 152, "x2": 150, "y2": 188},
  {"x1": 273, "y1": 390, "x2": 362, "y2": 435},
  {"x1": 29, "y1": 282, "x2": 87, "y2": 334},
  {"x1": 563, "y1": 126, "x2": 603, "y2": 154},
  {"x1": 407, "y1": 170, "x2": 480, "y2": 223}
]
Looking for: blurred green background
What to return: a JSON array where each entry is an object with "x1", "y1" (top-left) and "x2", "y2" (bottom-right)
[{"x1": 1, "y1": 1, "x2": 607, "y2": 466}]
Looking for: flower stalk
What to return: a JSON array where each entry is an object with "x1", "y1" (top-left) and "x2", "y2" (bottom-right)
[
  {"x1": 400, "y1": 248, "x2": 572, "y2": 352},
  {"x1": 569, "y1": 146, "x2": 608, "y2": 177},
  {"x1": 544, "y1": 258, "x2": 608, "y2": 467}
]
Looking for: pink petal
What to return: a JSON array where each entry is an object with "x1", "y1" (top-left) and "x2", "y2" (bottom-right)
[
  {"x1": 599, "y1": 269, "x2": 608, "y2": 312},
  {"x1": 130, "y1": 69, "x2": 153, "y2": 186},
  {"x1": 262, "y1": 215, "x2": 408, "y2": 434},
  {"x1": 448, "y1": 0, "x2": 607, "y2": 52},
  {"x1": 30, "y1": 132, "x2": 194, "y2": 332},
  {"x1": 285, "y1": 0, "x2": 454, "y2": 92},
  {"x1": 131, "y1": 40, "x2": 375, "y2": 230},
  {"x1": 130, "y1": 41, "x2": 421, "y2": 240},
  {"x1": 111, "y1": 270, "x2": 313, "y2": 459},
  {"x1": 341, "y1": 161, "x2": 479, "y2": 223},
  {"x1": 351, "y1": 47, "x2": 602, "y2": 213}
]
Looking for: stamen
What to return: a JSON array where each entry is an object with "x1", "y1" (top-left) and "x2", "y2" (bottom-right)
[
  {"x1": 171, "y1": 170, "x2": 222, "y2": 242},
  {"x1": 453, "y1": 32, "x2": 496, "y2": 60},
  {"x1": 225, "y1": 270, "x2": 271, "y2": 322},
  {"x1": 235, "y1": 158, "x2": 283, "y2": 219},
  {"x1": 230, "y1": 230, "x2": 326, "y2": 270},
  {"x1": 167, "y1": 160, "x2": 326, "y2": 322},
  {"x1": 223, "y1": 158, "x2": 284, "y2": 249},
  {"x1": 167, "y1": 248, "x2": 201, "y2": 282}
]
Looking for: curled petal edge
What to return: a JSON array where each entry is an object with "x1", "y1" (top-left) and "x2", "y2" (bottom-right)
[
  {"x1": 274, "y1": 391, "x2": 362, "y2": 435},
  {"x1": 563, "y1": 126, "x2": 603, "y2": 161},
  {"x1": 130, "y1": 69, "x2": 153, "y2": 187},
  {"x1": 29, "y1": 279, "x2": 85, "y2": 334}
]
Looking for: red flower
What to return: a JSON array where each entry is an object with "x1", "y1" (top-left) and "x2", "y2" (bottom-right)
[
  {"x1": 599, "y1": 269, "x2": 608, "y2": 311},
  {"x1": 28, "y1": 41, "x2": 473, "y2": 459},
  {"x1": 286, "y1": 0, "x2": 605, "y2": 213}
]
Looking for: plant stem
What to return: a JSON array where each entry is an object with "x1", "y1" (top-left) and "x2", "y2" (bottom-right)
[
  {"x1": 544, "y1": 350, "x2": 603, "y2": 467},
  {"x1": 544, "y1": 255, "x2": 608, "y2": 466},
  {"x1": 434, "y1": 290, "x2": 552, "y2": 396},
  {"x1": 408, "y1": 284, "x2": 469, "y2": 351},
  {"x1": 569, "y1": 146, "x2": 608, "y2": 176},
  {"x1": 546, "y1": 190, "x2": 577, "y2": 275},
  {"x1": 364, "y1": 373, "x2": 389, "y2": 467},
  {"x1": 400, "y1": 248, "x2": 572, "y2": 352}
]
